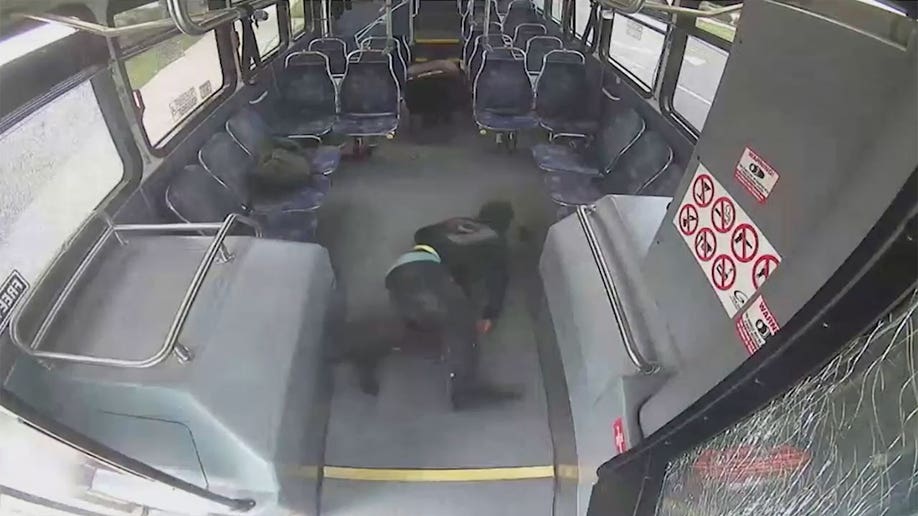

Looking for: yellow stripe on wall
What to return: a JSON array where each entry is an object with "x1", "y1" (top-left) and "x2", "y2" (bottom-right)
[{"x1": 324, "y1": 465, "x2": 555, "y2": 482}]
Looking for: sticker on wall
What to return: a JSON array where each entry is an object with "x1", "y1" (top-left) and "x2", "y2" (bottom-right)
[
  {"x1": 735, "y1": 295, "x2": 780, "y2": 355},
  {"x1": 0, "y1": 270, "x2": 28, "y2": 334},
  {"x1": 673, "y1": 164, "x2": 783, "y2": 316},
  {"x1": 735, "y1": 147, "x2": 779, "y2": 203},
  {"x1": 612, "y1": 418, "x2": 627, "y2": 454}
]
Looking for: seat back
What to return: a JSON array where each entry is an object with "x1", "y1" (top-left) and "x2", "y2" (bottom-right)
[
  {"x1": 361, "y1": 37, "x2": 407, "y2": 91},
  {"x1": 588, "y1": 107, "x2": 645, "y2": 173},
  {"x1": 462, "y1": 11, "x2": 501, "y2": 42},
  {"x1": 525, "y1": 36, "x2": 563, "y2": 75},
  {"x1": 198, "y1": 131, "x2": 255, "y2": 201},
  {"x1": 166, "y1": 164, "x2": 245, "y2": 223},
  {"x1": 462, "y1": 22, "x2": 503, "y2": 65},
  {"x1": 512, "y1": 23, "x2": 546, "y2": 49},
  {"x1": 535, "y1": 50, "x2": 590, "y2": 121},
  {"x1": 502, "y1": 0, "x2": 538, "y2": 39},
  {"x1": 308, "y1": 38, "x2": 348, "y2": 76},
  {"x1": 283, "y1": 52, "x2": 337, "y2": 117},
  {"x1": 339, "y1": 50, "x2": 400, "y2": 116},
  {"x1": 637, "y1": 162, "x2": 685, "y2": 196},
  {"x1": 469, "y1": 33, "x2": 512, "y2": 80},
  {"x1": 474, "y1": 47, "x2": 533, "y2": 116},
  {"x1": 226, "y1": 107, "x2": 273, "y2": 160},
  {"x1": 597, "y1": 131, "x2": 673, "y2": 194}
]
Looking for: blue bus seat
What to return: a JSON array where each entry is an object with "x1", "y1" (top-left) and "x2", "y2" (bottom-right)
[
  {"x1": 532, "y1": 107, "x2": 644, "y2": 176},
  {"x1": 308, "y1": 37, "x2": 348, "y2": 78},
  {"x1": 512, "y1": 23, "x2": 546, "y2": 50},
  {"x1": 473, "y1": 47, "x2": 538, "y2": 131},
  {"x1": 333, "y1": 50, "x2": 401, "y2": 137},
  {"x1": 534, "y1": 50, "x2": 599, "y2": 137},
  {"x1": 525, "y1": 36, "x2": 563, "y2": 76},
  {"x1": 276, "y1": 51, "x2": 338, "y2": 138}
]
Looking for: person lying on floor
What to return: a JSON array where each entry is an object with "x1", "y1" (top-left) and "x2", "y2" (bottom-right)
[{"x1": 354, "y1": 201, "x2": 518, "y2": 409}]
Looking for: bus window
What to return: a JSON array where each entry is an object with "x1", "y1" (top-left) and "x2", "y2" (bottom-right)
[
  {"x1": 694, "y1": 0, "x2": 740, "y2": 42},
  {"x1": 550, "y1": 0, "x2": 562, "y2": 23},
  {"x1": 574, "y1": 0, "x2": 590, "y2": 39},
  {"x1": 672, "y1": 36, "x2": 729, "y2": 132},
  {"x1": 607, "y1": 12, "x2": 667, "y2": 92},
  {"x1": 533, "y1": 0, "x2": 545, "y2": 13},
  {"x1": 235, "y1": 3, "x2": 283, "y2": 66},
  {"x1": 291, "y1": 0, "x2": 308, "y2": 37},
  {"x1": 124, "y1": 31, "x2": 224, "y2": 146},
  {"x1": 0, "y1": 79, "x2": 124, "y2": 288}
]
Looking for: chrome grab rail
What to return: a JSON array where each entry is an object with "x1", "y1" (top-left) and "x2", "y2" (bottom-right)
[
  {"x1": 576, "y1": 205, "x2": 658, "y2": 374},
  {"x1": 9, "y1": 214, "x2": 262, "y2": 368},
  {"x1": 354, "y1": 0, "x2": 412, "y2": 42}
]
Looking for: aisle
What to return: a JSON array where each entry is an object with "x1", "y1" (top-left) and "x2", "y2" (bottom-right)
[{"x1": 316, "y1": 120, "x2": 558, "y2": 515}]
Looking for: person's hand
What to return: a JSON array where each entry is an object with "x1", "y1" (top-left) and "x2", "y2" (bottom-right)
[{"x1": 476, "y1": 319, "x2": 493, "y2": 335}]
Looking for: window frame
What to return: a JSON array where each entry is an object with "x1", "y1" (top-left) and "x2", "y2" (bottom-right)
[
  {"x1": 109, "y1": 1, "x2": 238, "y2": 157},
  {"x1": 605, "y1": 11, "x2": 670, "y2": 97},
  {"x1": 289, "y1": 0, "x2": 310, "y2": 40},
  {"x1": 235, "y1": 0, "x2": 291, "y2": 80}
]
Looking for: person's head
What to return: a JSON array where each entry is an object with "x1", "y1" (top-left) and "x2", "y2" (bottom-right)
[{"x1": 477, "y1": 201, "x2": 514, "y2": 235}]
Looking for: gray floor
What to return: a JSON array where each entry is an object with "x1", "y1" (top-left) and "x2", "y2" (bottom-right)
[{"x1": 317, "y1": 119, "x2": 557, "y2": 514}]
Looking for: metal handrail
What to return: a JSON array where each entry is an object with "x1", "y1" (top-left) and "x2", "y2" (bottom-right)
[
  {"x1": 9, "y1": 214, "x2": 262, "y2": 369},
  {"x1": 576, "y1": 205, "x2": 658, "y2": 374},
  {"x1": 14, "y1": 0, "x2": 277, "y2": 38},
  {"x1": 354, "y1": 0, "x2": 412, "y2": 42}
]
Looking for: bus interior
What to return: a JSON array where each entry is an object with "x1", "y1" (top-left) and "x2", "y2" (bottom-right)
[{"x1": 0, "y1": 0, "x2": 915, "y2": 514}]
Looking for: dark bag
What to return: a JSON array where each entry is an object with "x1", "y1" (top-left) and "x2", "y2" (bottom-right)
[{"x1": 252, "y1": 138, "x2": 314, "y2": 194}]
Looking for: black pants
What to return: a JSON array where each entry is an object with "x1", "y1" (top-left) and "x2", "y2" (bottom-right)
[{"x1": 386, "y1": 262, "x2": 480, "y2": 400}]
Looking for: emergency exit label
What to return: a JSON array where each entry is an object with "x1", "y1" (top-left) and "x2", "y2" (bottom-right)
[
  {"x1": 0, "y1": 271, "x2": 28, "y2": 334},
  {"x1": 735, "y1": 147, "x2": 779, "y2": 203},
  {"x1": 674, "y1": 164, "x2": 782, "y2": 317},
  {"x1": 735, "y1": 295, "x2": 780, "y2": 355}
]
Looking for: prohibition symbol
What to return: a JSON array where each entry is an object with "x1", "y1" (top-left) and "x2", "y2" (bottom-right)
[
  {"x1": 692, "y1": 174, "x2": 715, "y2": 207},
  {"x1": 694, "y1": 228, "x2": 716, "y2": 262},
  {"x1": 752, "y1": 254, "x2": 779, "y2": 289},
  {"x1": 731, "y1": 223, "x2": 759, "y2": 263},
  {"x1": 711, "y1": 254, "x2": 737, "y2": 291},
  {"x1": 678, "y1": 204, "x2": 699, "y2": 236},
  {"x1": 710, "y1": 196, "x2": 736, "y2": 233}
]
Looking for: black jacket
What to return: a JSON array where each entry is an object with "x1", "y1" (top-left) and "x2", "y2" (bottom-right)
[{"x1": 414, "y1": 217, "x2": 509, "y2": 319}]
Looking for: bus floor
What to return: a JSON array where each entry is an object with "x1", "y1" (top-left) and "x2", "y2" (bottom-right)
[{"x1": 316, "y1": 116, "x2": 559, "y2": 515}]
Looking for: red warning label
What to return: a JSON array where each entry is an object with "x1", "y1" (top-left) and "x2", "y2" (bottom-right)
[
  {"x1": 735, "y1": 147, "x2": 780, "y2": 203},
  {"x1": 673, "y1": 163, "x2": 783, "y2": 317},
  {"x1": 612, "y1": 418, "x2": 627, "y2": 454},
  {"x1": 694, "y1": 228, "x2": 716, "y2": 262},
  {"x1": 735, "y1": 295, "x2": 780, "y2": 355},
  {"x1": 678, "y1": 204, "x2": 699, "y2": 236}
]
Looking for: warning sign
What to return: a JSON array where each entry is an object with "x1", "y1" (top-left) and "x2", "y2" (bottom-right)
[
  {"x1": 735, "y1": 147, "x2": 779, "y2": 203},
  {"x1": 0, "y1": 271, "x2": 28, "y2": 334},
  {"x1": 735, "y1": 295, "x2": 780, "y2": 355},
  {"x1": 612, "y1": 417, "x2": 627, "y2": 454},
  {"x1": 673, "y1": 164, "x2": 783, "y2": 316}
]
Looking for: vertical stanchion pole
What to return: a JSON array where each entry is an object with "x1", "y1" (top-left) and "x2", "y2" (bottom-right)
[
  {"x1": 385, "y1": 0, "x2": 393, "y2": 44},
  {"x1": 320, "y1": 0, "x2": 331, "y2": 36},
  {"x1": 483, "y1": 0, "x2": 491, "y2": 36}
]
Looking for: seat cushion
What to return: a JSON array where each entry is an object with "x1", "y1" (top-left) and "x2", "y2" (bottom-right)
[
  {"x1": 531, "y1": 143, "x2": 599, "y2": 176},
  {"x1": 305, "y1": 146, "x2": 342, "y2": 176},
  {"x1": 543, "y1": 172, "x2": 602, "y2": 206},
  {"x1": 333, "y1": 115, "x2": 399, "y2": 136},
  {"x1": 273, "y1": 114, "x2": 337, "y2": 137},
  {"x1": 539, "y1": 118, "x2": 600, "y2": 136},
  {"x1": 254, "y1": 209, "x2": 319, "y2": 243},
  {"x1": 251, "y1": 185, "x2": 327, "y2": 213},
  {"x1": 475, "y1": 110, "x2": 539, "y2": 131}
]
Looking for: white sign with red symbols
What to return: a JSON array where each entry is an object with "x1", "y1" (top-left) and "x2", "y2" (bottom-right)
[
  {"x1": 674, "y1": 163, "x2": 783, "y2": 317},
  {"x1": 735, "y1": 147, "x2": 779, "y2": 203},
  {"x1": 612, "y1": 418, "x2": 627, "y2": 454},
  {"x1": 735, "y1": 295, "x2": 780, "y2": 355}
]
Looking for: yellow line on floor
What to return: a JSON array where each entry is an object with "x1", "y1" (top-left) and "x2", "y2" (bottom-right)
[{"x1": 324, "y1": 465, "x2": 555, "y2": 482}]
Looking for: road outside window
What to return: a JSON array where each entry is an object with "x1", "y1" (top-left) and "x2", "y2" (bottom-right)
[
  {"x1": 550, "y1": 0, "x2": 562, "y2": 22},
  {"x1": 291, "y1": 0, "x2": 308, "y2": 35},
  {"x1": 673, "y1": 36, "x2": 728, "y2": 132},
  {"x1": 608, "y1": 13, "x2": 667, "y2": 90},
  {"x1": 574, "y1": 0, "x2": 590, "y2": 38},
  {"x1": 236, "y1": 4, "x2": 283, "y2": 62}
]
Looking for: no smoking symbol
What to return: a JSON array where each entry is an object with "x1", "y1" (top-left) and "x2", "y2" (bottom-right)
[
  {"x1": 694, "y1": 228, "x2": 716, "y2": 262},
  {"x1": 753, "y1": 254, "x2": 779, "y2": 289},
  {"x1": 692, "y1": 174, "x2": 715, "y2": 208},
  {"x1": 711, "y1": 254, "x2": 737, "y2": 291},
  {"x1": 731, "y1": 224, "x2": 759, "y2": 263},
  {"x1": 711, "y1": 196, "x2": 736, "y2": 233},
  {"x1": 678, "y1": 204, "x2": 699, "y2": 236}
]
